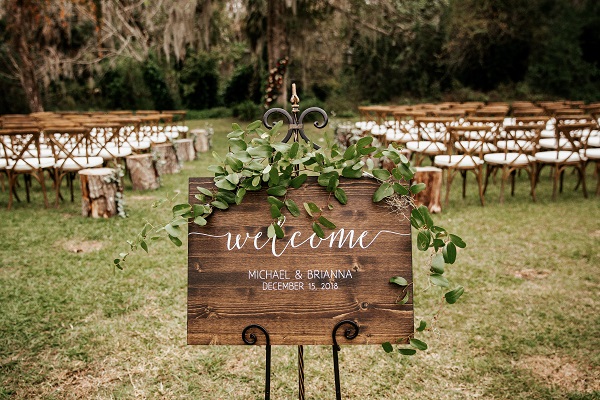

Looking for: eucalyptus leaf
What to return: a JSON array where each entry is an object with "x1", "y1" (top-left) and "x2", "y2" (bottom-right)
[
  {"x1": 312, "y1": 222, "x2": 325, "y2": 239},
  {"x1": 411, "y1": 208, "x2": 425, "y2": 229},
  {"x1": 194, "y1": 216, "x2": 207, "y2": 226},
  {"x1": 172, "y1": 203, "x2": 192, "y2": 217},
  {"x1": 418, "y1": 205, "x2": 434, "y2": 228},
  {"x1": 373, "y1": 182, "x2": 394, "y2": 202},
  {"x1": 416, "y1": 320, "x2": 427, "y2": 332},
  {"x1": 393, "y1": 183, "x2": 409, "y2": 195},
  {"x1": 285, "y1": 199, "x2": 301, "y2": 217},
  {"x1": 410, "y1": 182, "x2": 427, "y2": 194},
  {"x1": 267, "y1": 186, "x2": 287, "y2": 197},
  {"x1": 443, "y1": 242, "x2": 457, "y2": 264},
  {"x1": 273, "y1": 223, "x2": 284, "y2": 239},
  {"x1": 246, "y1": 120, "x2": 262, "y2": 130},
  {"x1": 389, "y1": 276, "x2": 408, "y2": 286},
  {"x1": 445, "y1": 286, "x2": 464, "y2": 304},
  {"x1": 215, "y1": 178, "x2": 236, "y2": 191},
  {"x1": 207, "y1": 165, "x2": 226, "y2": 175},
  {"x1": 211, "y1": 200, "x2": 229, "y2": 210},
  {"x1": 449, "y1": 234, "x2": 467, "y2": 248},
  {"x1": 267, "y1": 196, "x2": 285, "y2": 208},
  {"x1": 373, "y1": 169, "x2": 391, "y2": 180},
  {"x1": 140, "y1": 240, "x2": 148, "y2": 253},
  {"x1": 334, "y1": 187, "x2": 348, "y2": 205},
  {"x1": 235, "y1": 188, "x2": 246, "y2": 205},
  {"x1": 430, "y1": 273, "x2": 449, "y2": 288},
  {"x1": 165, "y1": 223, "x2": 182, "y2": 238},
  {"x1": 356, "y1": 136, "x2": 373, "y2": 148},
  {"x1": 225, "y1": 155, "x2": 243, "y2": 172},
  {"x1": 228, "y1": 138, "x2": 247, "y2": 151},
  {"x1": 410, "y1": 338, "x2": 428, "y2": 351},
  {"x1": 197, "y1": 187, "x2": 213, "y2": 197},
  {"x1": 327, "y1": 176, "x2": 339, "y2": 192},
  {"x1": 289, "y1": 142, "x2": 300, "y2": 158},
  {"x1": 431, "y1": 253, "x2": 445, "y2": 274},
  {"x1": 304, "y1": 202, "x2": 321, "y2": 217},
  {"x1": 398, "y1": 292, "x2": 410, "y2": 305},
  {"x1": 318, "y1": 216, "x2": 336, "y2": 229},
  {"x1": 291, "y1": 174, "x2": 308, "y2": 188},
  {"x1": 267, "y1": 224, "x2": 276, "y2": 238},
  {"x1": 168, "y1": 234, "x2": 182, "y2": 247},
  {"x1": 417, "y1": 230, "x2": 430, "y2": 251},
  {"x1": 382, "y1": 342, "x2": 394, "y2": 353},
  {"x1": 398, "y1": 348, "x2": 417, "y2": 356},
  {"x1": 342, "y1": 165, "x2": 362, "y2": 178}
]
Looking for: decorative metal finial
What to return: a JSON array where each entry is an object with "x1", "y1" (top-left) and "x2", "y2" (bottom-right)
[{"x1": 262, "y1": 84, "x2": 328, "y2": 150}]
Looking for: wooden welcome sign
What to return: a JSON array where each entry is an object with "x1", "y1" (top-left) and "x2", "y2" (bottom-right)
[{"x1": 188, "y1": 177, "x2": 413, "y2": 345}]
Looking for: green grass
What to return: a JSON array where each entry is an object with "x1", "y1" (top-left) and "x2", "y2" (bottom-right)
[{"x1": 1, "y1": 118, "x2": 599, "y2": 399}]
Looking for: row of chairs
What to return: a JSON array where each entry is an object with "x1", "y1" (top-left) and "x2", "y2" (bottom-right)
[
  {"x1": 355, "y1": 114, "x2": 600, "y2": 204},
  {"x1": 0, "y1": 111, "x2": 188, "y2": 209}
]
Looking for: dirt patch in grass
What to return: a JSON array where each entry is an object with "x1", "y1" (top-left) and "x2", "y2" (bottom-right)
[
  {"x1": 513, "y1": 269, "x2": 551, "y2": 280},
  {"x1": 60, "y1": 240, "x2": 103, "y2": 254},
  {"x1": 516, "y1": 355, "x2": 600, "y2": 393},
  {"x1": 591, "y1": 230, "x2": 600, "y2": 238},
  {"x1": 127, "y1": 195, "x2": 157, "y2": 201}
]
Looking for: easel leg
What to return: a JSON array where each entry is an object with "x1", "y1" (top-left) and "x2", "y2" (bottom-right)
[
  {"x1": 298, "y1": 345, "x2": 305, "y2": 400},
  {"x1": 331, "y1": 320, "x2": 359, "y2": 400},
  {"x1": 242, "y1": 324, "x2": 271, "y2": 400}
]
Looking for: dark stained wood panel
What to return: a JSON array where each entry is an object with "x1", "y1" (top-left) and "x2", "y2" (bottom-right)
[{"x1": 188, "y1": 177, "x2": 413, "y2": 345}]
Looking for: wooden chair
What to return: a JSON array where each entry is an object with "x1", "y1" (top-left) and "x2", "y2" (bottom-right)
[
  {"x1": 0, "y1": 127, "x2": 51, "y2": 209},
  {"x1": 484, "y1": 124, "x2": 542, "y2": 202},
  {"x1": 406, "y1": 117, "x2": 455, "y2": 166},
  {"x1": 434, "y1": 125, "x2": 491, "y2": 206},
  {"x1": 533, "y1": 123, "x2": 595, "y2": 199}
]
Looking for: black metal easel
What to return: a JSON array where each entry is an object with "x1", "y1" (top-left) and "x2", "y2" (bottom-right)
[{"x1": 242, "y1": 84, "x2": 359, "y2": 399}]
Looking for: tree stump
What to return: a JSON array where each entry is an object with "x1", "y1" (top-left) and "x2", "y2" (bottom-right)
[
  {"x1": 413, "y1": 166, "x2": 443, "y2": 214},
  {"x1": 152, "y1": 143, "x2": 180, "y2": 175},
  {"x1": 174, "y1": 138, "x2": 196, "y2": 162},
  {"x1": 79, "y1": 168, "x2": 122, "y2": 218},
  {"x1": 126, "y1": 153, "x2": 160, "y2": 191},
  {"x1": 191, "y1": 129, "x2": 211, "y2": 153}
]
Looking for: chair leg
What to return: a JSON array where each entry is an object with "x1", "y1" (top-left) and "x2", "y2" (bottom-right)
[
  {"x1": 36, "y1": 170, "x2": 49, "y2": 208},
  {"x1": 461, "y1": 170, "x2": 467, "y2": 198},
  {"x1": 7, "y1": 174, "x2": 16, "y2": 210},
  {"x1": 483, "y1": 164, "x2": 493, "y2": 195},
  {"x1": 510, "y1": 170, "x2": 516, "y2": 196},
  {"x1": 559, "y1": 169, "x2": 565, "y2": 194},
  {"x1": 529, "y1": 165, "x2": 537, "y2": 202},
  {"x1": 579, "y1": 163, "x2": 587, "y2": 198},
  {"x1": 476, "y1": 168, "x2": 485, "y2": 206},
  {"x1": 552, "y1": 166, "x2": 560, "y2": 200},
  {"x1": 596, "y1": 162, "x2": 600, "y2": 196},
  {"x1": 499, "y1": 166, "x2": 507, "y2": 204},
  {"x1": 445, "y1": 170, "x2": 454, "y2": 207},
  {"x1": 25, "y1": 174, "x2": 31, "y2": 203}
]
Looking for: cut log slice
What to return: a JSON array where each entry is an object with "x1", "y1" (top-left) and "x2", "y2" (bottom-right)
[
  {"x1": 152, "y1": 143, "x2": 180, "y2": 175},
  {"x1": 79, "y1": 168, "x2": 122, "y2": 218},
  {"x1": 413, "y1": 166, "x2": 443, "y2": 214},
  {"x1": 174, "y1": 138, "x2": 196, "y2": 162},
  {"x1": 191, "y1": 129, "x2": 211, "y2": 153},
  {"x1": 126, "y1": 153, "x2": 160, "y2": 191}
]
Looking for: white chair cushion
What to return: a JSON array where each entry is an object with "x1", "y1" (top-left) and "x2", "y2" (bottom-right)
[
  {"x1": 0, "y1": 158, "x2": 8, "y2": 169},
  {"x1": 462, "y1": 131, "x2": 495, "y2": 141},
  {"x1": 386, "y1": 132, "x2": 418, "y2": 143},
  {"x1": 455, "y1": 141, "x2": 497, "y2": 154},
  {"x1": 535, "y1": 151, "x2": 585, "y2": 163},
  {"x1": 484, "y1": 152, "x2": 534, "y2": 166},
  {"x1": 97, "y1": 147, "x2": 133, "y2": 160},
  {"x1": 7, "y1": 157, "x2": 55, "y2": 172},
  {"x1": 581, "y1": 148, "x2": 600, "y2": 160},
  {"x1": 129, "y1": 140, "x2": 152, "y2": 151},
  {"x1": 538, "y1": 138, "x2": 580, "y2": 150},
  {"x1": 434, "y1": 155, "x2": 483, "y2": 168},
  {"x1": 55, "y1": 156, "x2": 104, "y2": 171},
  {"x1": 406, "y1": 141, "x2": 447, "y2": 154},
  {"x1": 496, "y1": 140, "x2": 536, "y2": 152},
  {"x1": 587, "y1": 136, "x2": 600, "y2": 148},
  {"x1": 540, "y1": 129, "x2": 555, "y2": 138}
]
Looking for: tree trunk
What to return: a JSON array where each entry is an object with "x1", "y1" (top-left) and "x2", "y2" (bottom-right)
[
  {"x1": 413, "y1": 166, "x2": 443, "y2": 214},
  {"x1": 174, "y1": 138, "x2": 196, "y2": 162},
  {"x1": 12, "y1": 5, "x2": 43, "y2": 112},
  {"x1": 80, "y1": 168, "x2": 121, "y2": 218},
  {"x1": 152, "y1": 143, "x2": 181, "y2": 175},
  {"x1": 126, "y1": 154, "x2": 160, "y2": 191}
]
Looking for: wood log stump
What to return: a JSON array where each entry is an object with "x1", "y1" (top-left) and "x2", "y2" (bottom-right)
[
  {"x1": 413, "y1": 166, "x2": 443, "y2": 214},
  {"x1": 152, "y1": 143, "x2": 180, "y2": 175},
  {"x1": 126, "y1": 154, "x2": 160, "y2": 191},
  {"x1": 79, "y1": 168, "x2": 122, "y2": 218},
  {"x1": 191, "y1": 129, "x2": 211, "y2": 152},
  {"x1": 174, "y1": 138, "x2": 196, "y2": 162}
]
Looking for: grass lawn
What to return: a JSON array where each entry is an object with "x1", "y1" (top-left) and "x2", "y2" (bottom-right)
[{"x1": 1, "y1": 117, "x2": 599, "y2": 399}]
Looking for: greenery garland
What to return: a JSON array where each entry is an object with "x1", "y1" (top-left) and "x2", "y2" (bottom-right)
[{"x1": 114, "y1": 120, "x2": 466, "y2": 355}]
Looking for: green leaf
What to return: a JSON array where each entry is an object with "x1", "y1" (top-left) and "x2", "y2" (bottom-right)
[
  {"x1": 246, "y1": 120, "x2": 262, "y2": 130},
  {"x1": 168, "y1": 234, "x2": 182, "y2": 247},
  {"x1": 285, "y1": 199, "x2": 301, "y2": 217},
  {"x1": 267, "y1": 196, "x2": 285, "y2": 208},
  {"x1": 389, "y1": 276, "x2": 408, "y2": 286},
  {"x1": 197, "y1": 187, "x2": 213, "y2": 197},
  {"x1": 270, "y1": 204, "x2": 282, "y2": 218},
  {"x1": 226, "y1": 129, "x2": 244, "y2": 138},
  {"x1": 343, "y1": 144, "x2": 357, "y2": 160},
  {"x1": 231, "y1": 122, "x2": 242, "y2": 131},
  {"x1": 449, "y1": 234, "x2": 467, "y2": 248},
  {"x1": 267, "y1": 224, "x2": 276, "y2": 239},
  {"x1": 397, "y1": 163, "x2": 414, "y2": 180},
  {"x1": 382, "y1": 342, "x2": 394, "y2": 353},
  {"x1": 235, "y1": 188, "x2": 246, "y2": 205},
  {"x1": 373, "y1": 182, "x2": 394, "y2": 202},
  {"x1": 410, "y1": 183, "x2": 427, "y2": 194},
  {"x1": 165, "y1": 224, "x2": 182, "y2": 238},
  {"x1": 273, "y1": 223, "x2": 284, "y2": 239},
  {"x1": 391, "y1": 167, "x2": 403, "y2": 180},
  {"x1": 269, "y1": 165, "x2": 280, "y2": 185},
  {"x1": 252, "y1": 175, "x2": 261, "y2": 187},
  {"x1": 410, "y1": 208, "x2": 425, "y2": 229},
  {"x1": 327, "y1": 176, "x2": 339, "y2": 192},
  {"x1": 393, "y1": 183, "x2": 409, "y2": 195},
  {"x1": 398, "y1": 292, "x2": 410, "y2": 305},
  {"x1": 228, "y1": 138, "x2": 247, "y2": 151},
  {"x1": 267, "y1": 186, "x2": 287, "y2": 197},
  {"x1": 170, "y1": 217, "x2": 188, "y2": 227},
  {"x1": 207, "y1": 165, "x2": 226, "y2": 175},
  {"x1": 318, "y1": 216, "x2": 336, "y2": 229},
  {"x1": 216, "y1": 190, "x2": 236, "y2": 204},
  {"x1": 194, "y1": 216, "x2": 207, "y2": 226},
  {"x1": 212, "y1": 151, "x2": 223, "y2": 163},
  {"x1": 215, "y1": 178, "x2": 236, "y2": 191},
  {"x1": 341, "y1": 166, "x2": 363, "y2": 178},
  {"x1": 443, "y1": 242, "x2": 457, "y2": 264},
  {"x1": 304, "y1": 202, "x2": 321, "y2": 217},
  {"x1": 226, "y1": 173, "x2": 240, "y2": 185},
  {"x1": 431, "y1": 253, "x2": 445, "y2": 274},
  {"x1": 192, "y1": 204, "x2": 206, "y2": 217},
  {"x1": 372, "y1": 169, "x2": 391, "y2": 180},
  {"x1": 430, "y1": 273, "x2": 449, "y2": 288},
  {"x1": 225, "y1": 155, "x2": 243, "y2": 172},
  {"x1": 356, "y1": 136, "x2": 373, "y2": 148},
  {"x1": 291, "y1": 174, "x2": 308, "y2": 188},
  {"x1": 410, "y1": 339, "x2": 428, "y2": 351},
  {"x1": 211, "y1": 200, "x2": 229, "y2": 210},
  {"x1": 416, "y1": 320, "x2": 427, "y2": 332},
  {"x1": 417, "y1": 230, "x2": 430, "y2": 251},
  {"x1": 140, "y1": 240, "x2": 148, "y2": 253},
  {"x1": 172, "y1": 203, "x2": 192, "y2": 217},
  {"x1": 247, "y1": 145, "x2": 273, "y2": 158},
  {"x1": 334, "y1": 187, "x2": 348, "y2": 205},
  {"x1": 445, "y1": 286, "x2": 465, "y2": 304},
  {"x1": 289, "y1": 142, "x2": 300, "y2": 158},
  {"x1": 398, "y1": 348, "x2": 417, "y2": 356},
  {"x1": 358, "y1": 146, "x2": 377, "y2": 155},
  {"x1": 312, "y1": 222, "x2": 325, "y2": 239},
  {"x1": 418, "y1": 205, "x2": 434, "y2": 228}
]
